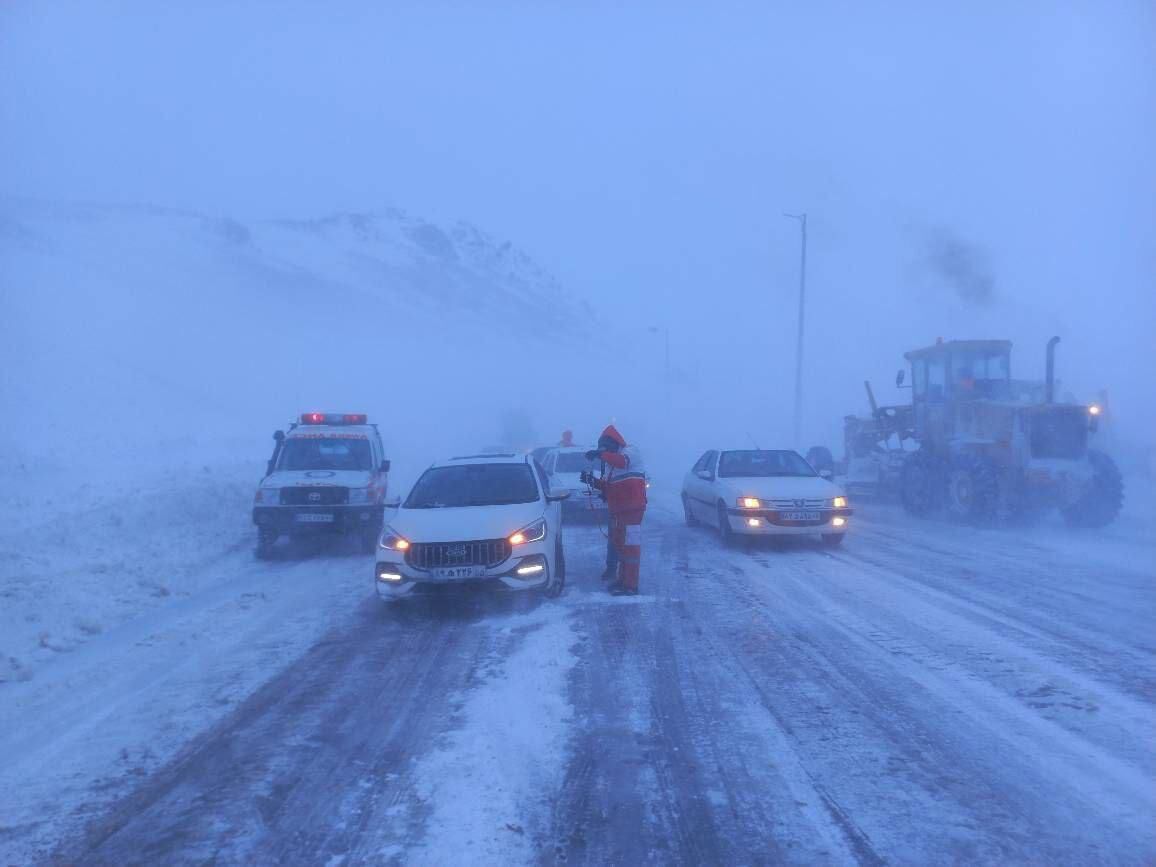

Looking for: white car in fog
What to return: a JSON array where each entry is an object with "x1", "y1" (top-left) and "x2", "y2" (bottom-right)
[
  {"x1": 375, "y1": 454, "x2": 570, "y2": 600},
  {"x1": 681, "y1": 449, "x2": 852, "y2": 546},
  {"x1": 541, "y1": 446, "x2": 607, "y2": 520}
]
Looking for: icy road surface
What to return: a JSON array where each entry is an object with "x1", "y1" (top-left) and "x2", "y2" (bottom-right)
[{"x1": 3, "y1": 500, "x2": 1154, "y2": 865}]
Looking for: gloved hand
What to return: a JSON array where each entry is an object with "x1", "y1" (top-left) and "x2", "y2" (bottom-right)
[
  {"x1": 579, "y1": 470, "x2": 594, "y2": 486},
  {"x1": 584, "y1": 449, "x2": 600, "y2": 461}
]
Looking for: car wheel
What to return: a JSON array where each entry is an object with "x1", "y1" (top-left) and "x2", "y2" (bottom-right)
[
  {"x1": 821, "y1": 533, "x2": 845, "y2": 548},
  {"x1": 255, "y1": 529, "x2": 277, "y2": 560},
  {"x1": 716, "y1": 502, "x2": 734, "y2": 545},
  {"x1": 359, "y1": 528, "x2": 380, "y2": 554},
  {"x1": 682, "y1": 494, "x2": 699, "y2": 527},
  {"x1": 544, "y1": 537, "x2": 566, "y2": 598}
]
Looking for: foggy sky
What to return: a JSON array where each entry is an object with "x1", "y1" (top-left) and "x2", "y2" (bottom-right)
[{"x1": 2, "y1": 1, "x2": 1154, "y2": 443}]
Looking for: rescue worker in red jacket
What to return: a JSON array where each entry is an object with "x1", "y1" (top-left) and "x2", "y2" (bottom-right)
[{"x1": 582, "y1": 424, "x2": 647, "y2": 596}]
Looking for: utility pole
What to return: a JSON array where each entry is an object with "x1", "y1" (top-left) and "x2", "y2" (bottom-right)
[
  {"x1": 648, "y1": 325, "x2": 671, "y2": 404},
  {"x1": 783, "y1": 212, "x2": 807, "y2": 448}
]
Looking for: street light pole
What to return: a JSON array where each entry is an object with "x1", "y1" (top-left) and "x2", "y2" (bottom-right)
[
  {"x1": 783, "y1": 212, "x2": 807, "y2": 448},
  {"x1": 648, "y1": 325, "x2": 671, "y2": 404}
]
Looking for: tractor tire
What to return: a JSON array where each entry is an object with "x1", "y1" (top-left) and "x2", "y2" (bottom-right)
[
  {"x1": 1061, "y1": 450, "x2": 1124, "y2": 528},
  {"x1": 900, "y1": 451, "x2": 943, "y2": 517},
  {"x1": 944, "y1": 454, "x2": 1001, "y2": 524}
]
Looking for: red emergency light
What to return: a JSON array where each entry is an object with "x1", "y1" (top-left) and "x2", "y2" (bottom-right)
[{"x1": 300, "y1": 412, "x2": 368, "y2": 426}]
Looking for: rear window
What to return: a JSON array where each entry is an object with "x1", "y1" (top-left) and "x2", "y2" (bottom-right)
[{"x1": 405, "y1": 463, "x2": 540, "y2": 508}]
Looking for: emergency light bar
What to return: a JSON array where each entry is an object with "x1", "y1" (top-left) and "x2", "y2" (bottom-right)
[{"x1": 300, "y1": 412, "x2": 368, "y2": 425}]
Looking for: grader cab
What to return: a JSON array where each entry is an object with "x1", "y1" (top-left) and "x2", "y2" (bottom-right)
[{"x1": 897, "y1": 338, "x2": 1122, "y2": 526}]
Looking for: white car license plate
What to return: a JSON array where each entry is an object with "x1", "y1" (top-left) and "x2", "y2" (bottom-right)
[
  {"x1": 295, "y1": 513, "x2": 334, "y2": 523},
  {"x1": 782, "y1": 510, "x2": 821, "y2": 521},
  {"x1": 433, "y1": 565, "x2": 485, "y2": 580}
]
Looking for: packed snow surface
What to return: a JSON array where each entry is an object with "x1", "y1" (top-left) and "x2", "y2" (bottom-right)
[{"x1": 1, "y1": 478, "x2": 1152, "y2": 864}]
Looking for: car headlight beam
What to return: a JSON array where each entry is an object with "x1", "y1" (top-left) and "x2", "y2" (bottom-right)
[
  {"x1": 509, "y1": 518, "x2": 547, "y2": 546},
  {"x1": 379, "y1": 526, "x2": 410, "y2": 551}
]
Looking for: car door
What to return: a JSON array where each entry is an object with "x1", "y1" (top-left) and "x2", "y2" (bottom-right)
[
  {"x1": 701, "y1": 451, "x2": 722, "y2": 524},
  {"x1": 683, "y1": 452, "x2": 707, "y2": 516},
  {"x1": 534, "y1": 460, "x2": 562, "y2": 564},
  {"x1": 687, "y1": 450, "x2": 718, "y2": 522}
]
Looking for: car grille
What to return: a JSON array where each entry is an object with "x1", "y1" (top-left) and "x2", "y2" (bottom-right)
[
  {"x1": 766, "y1": 498, "x2": 827, "y2": 509},
  {"x1": 406, "y1": 539, "x2": 512, "y2": 570},
  {"x1": 280, "y1": 486, "x2": 349, "y2": 506}
]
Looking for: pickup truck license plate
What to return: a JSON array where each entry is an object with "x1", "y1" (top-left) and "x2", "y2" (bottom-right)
[
  {"x1": 295, "y1": 513, "x2": 335, "y2": 523},
  {"x1": 782, "y1": 510, "x2": 821, "y2": 521},
  {"x1": 433, "y1": 565, "x2": 485, "y2": 580}
]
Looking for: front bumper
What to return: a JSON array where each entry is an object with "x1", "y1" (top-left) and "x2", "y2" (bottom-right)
[
  {"x1": 253, "y1": 505, "x2": 385, "y2": 534},
  {"x1": 374, "y1": 549, "x2": 551, "y2": 599},
  {"x1": 725, "y1": 507, "x2": 852, "y2": 536}
]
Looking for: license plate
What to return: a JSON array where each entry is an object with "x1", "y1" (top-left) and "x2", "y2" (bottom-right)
[
  {"x1": 782, "y1": 510, "x2": 821, "y2": 521},
  {"x1": 295, "y1": 513, "x2": 334, "y2": 523},
  {"x1": 432, "y1": 565, "x2": 485, "y2": 580}
]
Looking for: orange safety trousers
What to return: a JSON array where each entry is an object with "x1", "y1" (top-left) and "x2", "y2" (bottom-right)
[{"x1": 610, "y1": 509, "x2": 645, "y2": 591}]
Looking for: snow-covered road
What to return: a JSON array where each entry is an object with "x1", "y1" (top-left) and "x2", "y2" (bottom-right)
[{"x1": 3, "y1": 497, "x2": 1153, "y2": 865}]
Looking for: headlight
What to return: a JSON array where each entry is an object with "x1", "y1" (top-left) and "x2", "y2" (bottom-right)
[
  {"x1": 379, "y1": 526, "x2": 410, "y2": 551},
  {"x1": 509, "y1": 518, "x2": 547, "y2": 546},
  {"x1": 1088, "y1": 404, "x2": 1102, "y2": 416},
  {"x1": 738, "y1": 497, "x2": 761, "y2": 509},
  {"x1": 831, "y1": 496, "x2": 847, "y2": 509},
  {"x1": 255, "y1": 487, "x2": 280, "y2": 505},
  {"x1": 347, "y1": 487, "x2": 371, "y2": 505}
]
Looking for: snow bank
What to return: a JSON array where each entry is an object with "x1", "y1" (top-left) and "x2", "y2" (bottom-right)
[{"x1": 406, "y1": 606, "x2": 577, "y2": 865}]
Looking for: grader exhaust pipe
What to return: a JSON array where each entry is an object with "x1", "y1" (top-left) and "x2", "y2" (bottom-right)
[{"x1": 1045, "y1": 336, "x2": 1060, "y2": 403}]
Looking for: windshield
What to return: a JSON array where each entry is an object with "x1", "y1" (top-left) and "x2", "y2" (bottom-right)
[
  {"x1": 277, "y1": 437, "x2": 372, "y2": 471},
  {"x1": 718, "y1": 450, "x2": 816, "y2": 478},
  {"x1": 553, "y1": 452, "x2": 593, "y2": 473},
  {"x1": 405, "y1": 463, "x2": 540, "y2": 508}
]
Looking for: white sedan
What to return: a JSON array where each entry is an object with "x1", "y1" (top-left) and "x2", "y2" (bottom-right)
[
  {"x1": 681, "y1": 448, "x2": 852, "y2": 546},
  {"x1": 375, "y1": 454, "x2": 569, "y2": 600},
  {"x1": 541, "y1": 445, "x2": 608, "y2": 520}
]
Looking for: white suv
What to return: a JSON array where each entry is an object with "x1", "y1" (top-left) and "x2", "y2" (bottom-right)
[
  {"x1": 375, "y1": 454, "x2": 569, "y2": 600},
  {"x1": 252, "y1": 412, "x2": 390, "y2": 557}
]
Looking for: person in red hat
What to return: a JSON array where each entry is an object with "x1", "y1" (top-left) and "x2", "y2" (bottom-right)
[{"x1": 582, "y1": 424, "x2": 647, "y2": 595}]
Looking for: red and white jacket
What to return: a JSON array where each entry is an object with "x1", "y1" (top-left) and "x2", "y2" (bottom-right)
[{"x1": 592, "y1": 425, "x2": 647, "y2": 514}]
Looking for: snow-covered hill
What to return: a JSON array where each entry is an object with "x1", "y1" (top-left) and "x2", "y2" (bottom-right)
[{"x1": 0, "y1": 199, "x2": 603, "y2": 485}]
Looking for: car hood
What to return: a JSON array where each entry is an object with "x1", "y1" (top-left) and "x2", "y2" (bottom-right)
[
  {"x1": 388, "y1": 501, "x2": 546, "y2": 543},
  {"x1": 265, "y1": 469, "x2": 374, "y2": 488},
  {"x1": 551, "y1": 472, "x2": 589, "y2": 491},
  {"x1": 717, "y1": 475, "x2": 844, "y2": 500}
]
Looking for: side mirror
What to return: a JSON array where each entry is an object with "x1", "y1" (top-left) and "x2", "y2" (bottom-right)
[
  {"x1": 895, "y1": 370, "x2": 906, "y2": 387},
  {"x1": 379, "y1": 459, "x2": 391, "y2": 473},
  {"x1": 547, "y1": 488, "x2": 571, "y2": 502},
  {"x1": 383, "y1": 496, "x2": 402, "y2": 510},
  {"x1": 819, "y1": 468, "x2": 834, "y2": 480},
  {"x1": 696, "y1": 469, "x2": 713, "y2": 481}
]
